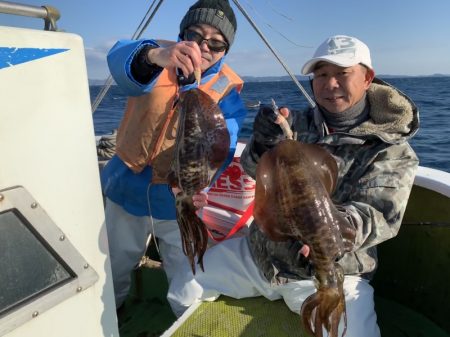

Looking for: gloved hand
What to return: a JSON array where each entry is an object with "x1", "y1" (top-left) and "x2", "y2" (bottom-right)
[{"x1": 252, "y1": 105, "x2": 293, "y2": 155}]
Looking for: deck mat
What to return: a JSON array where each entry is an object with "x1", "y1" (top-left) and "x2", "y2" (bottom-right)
[
  {"x1": 171, "y1": 296, "x2": 307, "y2": 337},
  {"x1": 168, "y1": 295, "x2": 449, "y2": 337},
  {"x1": 116, "y1": 188, "x2": 450, "y2": 337},
  {"x1": 119, "y1": 266, "x2": 449, "y2": 337}
]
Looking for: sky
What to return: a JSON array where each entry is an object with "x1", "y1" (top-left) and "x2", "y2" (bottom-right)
[{"x1": 2, "y1": 0, "x2": 450, "y2": 80}]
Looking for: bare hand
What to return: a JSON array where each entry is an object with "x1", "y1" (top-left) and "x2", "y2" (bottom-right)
[
  {"x1": 148, "y1": 41, "x2": 202, "y2": 78},
  {"x1": 299, "y1": 244, "x2": 310, "y2": 257},
  {"x1": 277, "y1": 107, "x2": 290, "y2": 119},
  {"x1": 171, "y1": 188, "x2": 208, "y2": 210},
  {"x1": 192, "y1": 191, "x2": 208, "y2": 209}
]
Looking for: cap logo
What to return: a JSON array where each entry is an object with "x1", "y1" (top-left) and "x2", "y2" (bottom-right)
[
  {"x1": 328, "y1": 37, "x2": 356, "y2": 56},
  {"x1": 215, "y1": 9, "x2": 224, "y2": 19}
]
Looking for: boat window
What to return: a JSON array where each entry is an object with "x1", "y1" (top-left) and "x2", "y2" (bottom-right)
[
  {"x1": 0, "y1": 186, "x2": 98, "y2": 336},
  {"x1": 0, "y1": 209, "x2": 74, "y2": 316}
]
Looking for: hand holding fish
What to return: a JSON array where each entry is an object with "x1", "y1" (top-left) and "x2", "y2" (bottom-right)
[
  {"x1": 271, "y1": 99, "x2": 293, "y2": 139},
  {"x1": 252, "y1": 104, "x2": 293, "y2": 155},
  {"x1": 146, "y1": 40, "x2": 202, "y2": 81},
  {"x1": 172, "y1": 187, "x2": 208, "y2": 209}
]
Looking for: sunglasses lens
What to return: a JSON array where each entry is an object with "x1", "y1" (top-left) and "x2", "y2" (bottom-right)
[
  {"x1": 184, "y1": 30, "x2": 228, "y2": 52},
  {"x1": 208, "y1": 40, "x2": 227, "y2": 52},
  {"x1": 184, "y1": 31, "x2": 203, "y2": 44}
]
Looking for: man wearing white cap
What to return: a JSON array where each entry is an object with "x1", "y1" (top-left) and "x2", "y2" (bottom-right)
[{"x1": 168, "y1": 35, "x2": 419, "y2": 337}]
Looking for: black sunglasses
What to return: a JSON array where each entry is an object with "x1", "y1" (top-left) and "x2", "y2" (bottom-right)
[{"x1": 183, "y1": 30, "x2": 228, "y2": 53}]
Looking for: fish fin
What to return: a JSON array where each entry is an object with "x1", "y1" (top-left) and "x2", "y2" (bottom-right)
[{"x1": 176, "y1": 194, "x2": 208, "y2": 274}]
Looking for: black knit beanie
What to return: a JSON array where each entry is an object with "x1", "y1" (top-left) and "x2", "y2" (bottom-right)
[{"x1": 179, "y1": 0, "x2": 237, "y2": 49}]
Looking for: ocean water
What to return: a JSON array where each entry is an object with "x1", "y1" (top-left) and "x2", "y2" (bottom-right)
[{"x1": 91, "y1": 76, "x2": 450, "y2": 173}]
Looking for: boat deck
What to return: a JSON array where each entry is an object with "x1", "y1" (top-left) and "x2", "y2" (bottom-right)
[
  {"x1": 118, "y1": 182, "x2": 450, "y2": 336},
  {"x1": 118, "y1": 266, "x2": 449, "y2": 337}
]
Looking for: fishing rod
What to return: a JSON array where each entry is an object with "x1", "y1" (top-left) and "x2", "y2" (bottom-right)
[
  {"x1": 231, "y1": 0, "x2": 316, "y2": 108},
  {"x1": 91, "y1": 0, "x2": 165, "y2": 113}
]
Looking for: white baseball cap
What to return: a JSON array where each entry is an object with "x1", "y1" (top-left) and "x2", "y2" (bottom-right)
[{"x1": 301, "y1": 35, "x2": 373, "y2": 75}]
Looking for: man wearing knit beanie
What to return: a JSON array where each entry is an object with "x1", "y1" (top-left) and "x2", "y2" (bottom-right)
[
  {"x1": 103, "y1": 1, "x2": 247, "y2": 311},
  {"x1": 179, "y1": 0, "x2": 237, "y2": 50}
]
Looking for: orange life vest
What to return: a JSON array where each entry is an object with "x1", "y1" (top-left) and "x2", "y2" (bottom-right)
[{"x1": 115, "y1": 63, "x2": 243, "y2": 183}]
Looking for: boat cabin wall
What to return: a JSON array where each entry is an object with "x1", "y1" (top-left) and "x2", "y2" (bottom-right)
[{"x1": 0, "y1": 25, "x2": 118, "y2": 336}]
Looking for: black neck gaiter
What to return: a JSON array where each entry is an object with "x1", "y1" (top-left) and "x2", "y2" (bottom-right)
[{"x1": 320, "y1": 93, "x2": 369, "y2": 132}]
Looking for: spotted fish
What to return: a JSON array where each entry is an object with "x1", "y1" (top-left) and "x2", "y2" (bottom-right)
[
  {"x1": 254, "y1": 139, "x2": 354, "y2": 337},
  {"x1": 168, "y1": 88, "x2": 230, "y2": 273}
]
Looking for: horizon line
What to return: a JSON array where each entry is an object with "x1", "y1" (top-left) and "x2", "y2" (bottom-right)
[{"x1": 88, "y1": 73, "x2": 450, "y2": 82}]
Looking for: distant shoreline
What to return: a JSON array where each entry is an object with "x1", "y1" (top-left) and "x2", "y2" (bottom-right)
[
  {"x1": 240, "y1": 74, "x2": 450, "y2": 83},
  {"x1": 88, "y1": 74, "x2": 450, "y2": 86}
]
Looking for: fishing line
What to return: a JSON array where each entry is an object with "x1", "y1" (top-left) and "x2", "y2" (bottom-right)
[
  {"x1": 243, "y1": 0, "x2": 312, "y2": 49},
  {"x1": 132, "y1": 0, "x2": 165, "y2": 40},
  {"x1": 232, "y1": 0, "x2": 315, "y2": 107},
  {"x1": 131, "y1": 0, "x2": 159, "y2": 40},
  {"x1": 146, "y1": 182, "x2": 161, "y2": 256},
  {"x1": 264, "y1": 0, "x2": 293, "y2": 21}
]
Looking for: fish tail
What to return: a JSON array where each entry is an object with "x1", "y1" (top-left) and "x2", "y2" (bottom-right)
[
  {"x1": 301, "y1": 292, "x2": 321, "y2": 337},
  {"x1": 300, "y1": 281, "x2": 346, "y2": 337},
  {"x1": 175, "y1": 194, "x2": 208, "y2": 274}
]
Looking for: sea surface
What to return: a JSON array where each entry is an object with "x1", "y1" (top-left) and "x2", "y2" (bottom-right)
[{"x1": 91, "y1": 76, "x2": 450, "y2": 173}]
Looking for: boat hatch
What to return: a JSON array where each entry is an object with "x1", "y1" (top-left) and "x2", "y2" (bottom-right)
[{"x1": 0, "y1": 186, "x2": 99, "y2": 337}]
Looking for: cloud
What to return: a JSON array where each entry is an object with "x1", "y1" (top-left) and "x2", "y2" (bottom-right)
[{"x1": 84, "y1": 39, "x2": 117, "y2": 79}]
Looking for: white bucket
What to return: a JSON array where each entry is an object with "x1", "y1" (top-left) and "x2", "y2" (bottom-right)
[
  {"x1": 202, "y1": 205, "x2": 250, "y2": 239},
  {"x1": 204, "y1": 142, "x2": 255, "y2": 240}
]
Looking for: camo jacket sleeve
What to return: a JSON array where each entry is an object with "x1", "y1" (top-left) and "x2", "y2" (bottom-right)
[{"x1": 332, "y1": 141, "x2": 419, "y2": 277}]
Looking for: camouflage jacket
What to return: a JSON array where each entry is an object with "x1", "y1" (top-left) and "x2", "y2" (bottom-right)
[{"x1": 241, "y1": 78, "x2": 419, "y2": 284}]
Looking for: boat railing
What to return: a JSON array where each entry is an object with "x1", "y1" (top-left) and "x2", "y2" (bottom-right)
[
  {"x1": 415, "y1": 166, "x2": 450, "y2": 198},
  {"x1": 0, "y1": 1, "x2": 60, "y2": 31}
]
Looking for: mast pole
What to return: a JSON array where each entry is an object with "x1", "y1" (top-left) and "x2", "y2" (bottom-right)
[{"x1": 231, "y1": 0, "x2": 315, "y2": 108}]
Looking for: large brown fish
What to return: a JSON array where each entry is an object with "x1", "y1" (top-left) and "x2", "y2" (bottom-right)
[
  {"x1": 254, "y1": 139, "x2": 354, "y2": 337},
  {"x1": 168, "y1": 88, "x2": 230, "y2": 274}
]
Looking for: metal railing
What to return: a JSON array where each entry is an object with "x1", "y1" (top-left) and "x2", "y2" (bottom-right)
[{"x1": 0, "y1": 1, "x2": 60, "y2": 31}]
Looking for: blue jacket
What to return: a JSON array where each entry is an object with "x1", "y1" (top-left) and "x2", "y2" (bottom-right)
[{"x1": 101, "y1": 39, "x2": 248, "y2": 219}]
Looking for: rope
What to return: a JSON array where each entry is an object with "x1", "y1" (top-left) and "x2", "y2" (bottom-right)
[
  {"x1": 91, "y1": 76, "x2": 114, "y2": 114},
  {"x1": 96, "y1": 129, "x2": 117, "y2": 160},
  {"x1": 91, "y1": 0, "x2": 165, "y2": 114}
]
